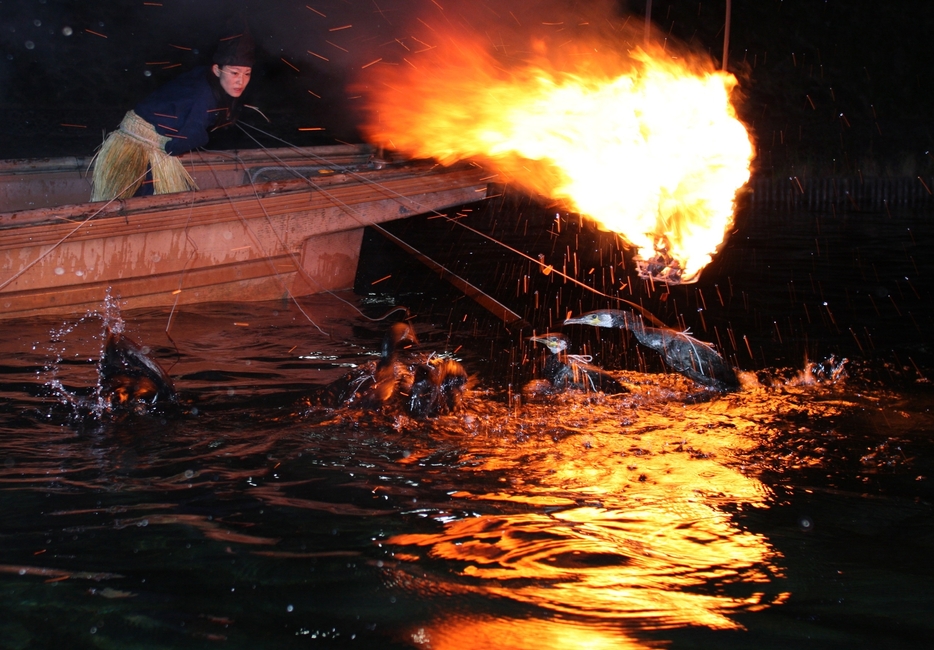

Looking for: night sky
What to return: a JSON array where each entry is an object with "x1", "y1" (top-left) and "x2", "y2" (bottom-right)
[{"x1": 1, "y1": 0, "x2": 932, "y2": 175}]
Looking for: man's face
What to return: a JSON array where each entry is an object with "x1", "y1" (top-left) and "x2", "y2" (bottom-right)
[{"x1": 213, "y1": 65, "x2": 252, "y2": 98}]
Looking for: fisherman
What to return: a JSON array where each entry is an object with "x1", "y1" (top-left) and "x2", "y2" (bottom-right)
[{"x1": 90, "y1": 27, "x2": 255, "y2": 201}]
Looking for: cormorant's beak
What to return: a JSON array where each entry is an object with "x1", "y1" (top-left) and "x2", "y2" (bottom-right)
[
  {"x1": 563, "y1": 314, "x2": 596, "y2": 326},
  {"x1": 529, "y1": 335, "x2": 564, "y2": 354}
]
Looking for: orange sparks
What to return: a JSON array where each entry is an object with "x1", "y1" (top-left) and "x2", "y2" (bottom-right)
[
  {"x1": 329, "y1": 24, "x2": 352, "y2": 32},
  {"x1": 168, "y1": 43, "x2": 192, "y2": 50},
  {"x1": 307, "y1": 50, "x2": 330, "y2": 62},
  {"x1": 60, "y1": 123, "x2": 86, "y2": 128},
  {"x1": 84, "y1": 29, "x2": 107, "y2": 38},
  {"x1": 409, "y1": 36, "x2": 436, "y2": 53},
  {"x1": 306, "y1": 5, "x2": 326, "y2": 17},
  {"x1": 361, "y1": 58, "x2": 382, "y2": 69},
  {"x1": 358, "y1": 34, "x2": 754, "y2": 283},
  {"x1": 281, "y1": 57, "x2": 300, "y2": 72},
  {"x1": 416, "y1": 19, "x2": 437, "y2": 34}
]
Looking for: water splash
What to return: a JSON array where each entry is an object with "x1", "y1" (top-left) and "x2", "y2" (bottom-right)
[{"x1": 43, "y1": 291, "x2": 128, "y2": 420}]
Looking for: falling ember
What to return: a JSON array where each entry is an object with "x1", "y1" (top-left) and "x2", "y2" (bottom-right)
[{"x1": 358, "y1": 36, "x2": 754, "y2": 284}]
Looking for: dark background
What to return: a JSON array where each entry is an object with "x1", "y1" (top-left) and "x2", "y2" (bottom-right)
[{"x1": 1, "y1": 0, "x2": 932, "y2": 177}]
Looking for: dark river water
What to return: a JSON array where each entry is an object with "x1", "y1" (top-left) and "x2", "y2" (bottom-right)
[{"x1": 1, "y1": 187, "x2": 933, "y2": 649}]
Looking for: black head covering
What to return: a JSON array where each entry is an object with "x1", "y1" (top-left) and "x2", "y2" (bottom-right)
[{"x1": 213, "y1": 28, "x2": 255, "y2": 68}]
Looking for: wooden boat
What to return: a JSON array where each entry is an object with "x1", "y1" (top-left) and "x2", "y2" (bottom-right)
[{"x1": 0, "y1": 144, "x2": 489, "y2": 320}]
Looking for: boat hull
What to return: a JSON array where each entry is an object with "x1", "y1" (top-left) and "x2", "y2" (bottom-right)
[{"x1": 0, "y1": 145, "x2": 488, "y2": 319}]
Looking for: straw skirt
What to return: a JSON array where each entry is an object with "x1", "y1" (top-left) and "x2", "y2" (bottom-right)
[{"x1": 91, "y1": 111, "x2": 198, "y2": 202}]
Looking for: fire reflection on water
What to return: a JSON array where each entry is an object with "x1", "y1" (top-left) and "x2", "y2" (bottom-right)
[{"x1": 374, "y1": 380, "x2": 853, "y2": 647}]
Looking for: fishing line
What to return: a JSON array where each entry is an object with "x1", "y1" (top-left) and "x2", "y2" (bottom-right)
[
  {"x1": 192, "y1": 140, "x2": 416, "y2": 334},
  {"x1": 226, "y1": 126, "x2": 478, "y2": 322},
  {"x1": 163, "y1": 194, "x2": 204, "y2": 341},
  {"x1": 192, "y1": 149, "x2": 331, "y2": 337},
  {"x1": 229, "y1": 130, "x2": 522, "y2": 325},
  {"x1": 235, "y1": 120, "x2": 663, "y2": 326}
]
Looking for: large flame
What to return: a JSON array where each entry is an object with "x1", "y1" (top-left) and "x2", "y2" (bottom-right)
[{"x1": 357, "y1": 31, "x2": 754, "y2": 283}]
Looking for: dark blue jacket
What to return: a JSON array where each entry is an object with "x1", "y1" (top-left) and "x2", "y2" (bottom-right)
[{"x1": 134, "y1": 66, "x2": 239, "y2": 156}]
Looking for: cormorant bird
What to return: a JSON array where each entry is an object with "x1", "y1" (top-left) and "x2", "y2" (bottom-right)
[
  {"x1": 528, "y1": 333, "x2": 626, "y2": 395},
  {"x1": 326, "y1": 322, "x2": 468, "y2": 417},
  {"x1": 564, "y1": 309, "x2": 739, "y2": 392},
  {"x1": 100, "y1": 328, "x2": 177, "y2": 408}
]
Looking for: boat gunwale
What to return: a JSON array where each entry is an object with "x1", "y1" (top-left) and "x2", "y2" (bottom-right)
[
  {"x1": 0, "y1": 143, "x2": 377, "y2": 175},
  {"x1": 0, "y1": 160, "x2": 484, "y2": 235}
]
